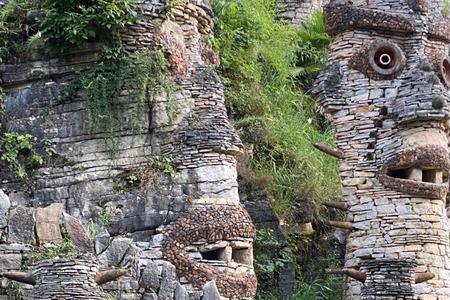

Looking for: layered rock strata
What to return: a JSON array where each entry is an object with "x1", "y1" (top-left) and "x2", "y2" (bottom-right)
[
  {"x1": 0, "y1": 0, "x2": 256, "y2": 299},
  {"x1": 277, "y1": 0, "x2": 328, "y2": 25}
]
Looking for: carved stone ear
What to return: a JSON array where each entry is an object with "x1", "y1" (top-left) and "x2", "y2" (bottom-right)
[
  {"x1": 95, "y1": 269, "x2": 128, "y2": 285},
  {"x1": 312, "y1": 60, "x2": 344, "y2": 115},
  {"x1": 1, "y1": 271, "x2": 36, "y2": 285}
]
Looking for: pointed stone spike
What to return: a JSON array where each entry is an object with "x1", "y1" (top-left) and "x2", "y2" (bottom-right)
[
  {"x1": 313, "y1": 143, "x2": 344, "y2": 159},
  {"x1": 1, "y1": 271, "x2": 36, "y2": 285},
  {"x1": 415, "y1": 272, "x2": 435, "y2": 284},
  {"x1": 325, "y1": 268, "x2": 365, "y2": 282},
  {"x1": 324, "y1": 202, "x2": 348, "y2": 211},
  {"x1": 95, "y1": 269, "x2": 128, "y2": 285},
  {"x1": 326, "y1": 220, "x2": 353, "y2": 230}
]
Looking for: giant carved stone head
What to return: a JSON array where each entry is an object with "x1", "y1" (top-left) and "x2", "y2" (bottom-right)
[
  {"x1": 0, "y1": 0, "x2": 256, "y2": 298},
  {"x1": 314, "y1": 0, "x2": 450, "y2": 299}
]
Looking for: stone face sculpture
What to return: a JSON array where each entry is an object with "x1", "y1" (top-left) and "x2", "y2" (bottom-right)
[
  {"x1": 0, "y1": 0, "x2": 256, "y2": 299},
  {"x1": 314, "y1": 0, "x2": 450, "y2": 299}
]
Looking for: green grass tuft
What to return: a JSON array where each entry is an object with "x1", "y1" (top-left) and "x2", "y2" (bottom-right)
[{"x1": 212, "y1": 0, "x2": 340, "y2": 220}]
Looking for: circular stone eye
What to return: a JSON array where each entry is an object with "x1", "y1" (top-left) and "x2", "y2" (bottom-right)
[
  {"x1": 369, "y1": 41, "x2": 405, "y2": 76},
  {"x1": 440, "y1": 57, "x2": 450, "y2": 86}
]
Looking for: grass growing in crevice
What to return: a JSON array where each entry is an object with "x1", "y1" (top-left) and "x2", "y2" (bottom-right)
[
  {"x1": 212, "y1": 0, "x2": 340, "y2": 222},
  {"x1": 212, "y1": 0, "x2": 342, "y2": 298}
]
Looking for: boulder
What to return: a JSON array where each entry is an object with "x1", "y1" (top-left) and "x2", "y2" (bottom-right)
[
  {"x1": 94, "y1": 231, "x2": 110, "y2": 255},
  {"x1": 174, "y1": 283, "x2": 189, "y2": 300},
  {"x1": 139, "y1": 262, "x2": 160, "y2": 290},
  {"x1": 202, "y1": 280, "x2": 223, "y2": 300},
  {"x1": 63, "y1": 213, "x2": 94, "y2": 253}
]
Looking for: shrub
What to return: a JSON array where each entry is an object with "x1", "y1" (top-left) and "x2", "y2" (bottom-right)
[
  {"x1": 0, "y1": 132, "x2": 44, "y2": 179},
  {"x1": 0, "y1": 0, "x2": 38, "y2": 61},
  {"x1": 254, "y1": 228, "x2": 293, "y2": 293},
  {"x1": 0, "y1": 0, "x2": 138, "y2": 60},
  {"x1": 39, "y1": 0, "x2": 137, "y2": 49},
  {"x1": 212, "y1": 0, "x2": 340, "y2": 220}
]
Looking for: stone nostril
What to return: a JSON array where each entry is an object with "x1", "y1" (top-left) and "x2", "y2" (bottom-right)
[{"x1": 432, "y1": 97, "x2": 446, "y2": 110}]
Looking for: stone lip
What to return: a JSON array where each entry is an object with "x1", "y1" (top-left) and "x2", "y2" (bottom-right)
[{"x1": 379, "y1": 145, "x2": 450, "y2": 199}]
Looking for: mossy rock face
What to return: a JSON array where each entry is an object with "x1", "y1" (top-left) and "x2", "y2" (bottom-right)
[{"x1": 0, "y1": 0, "x2": 260, "y2": 298}]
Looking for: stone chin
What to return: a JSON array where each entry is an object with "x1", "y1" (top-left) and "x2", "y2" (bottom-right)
[{"x1": 379, "y1": 145, "x2": 450, "y2": 199}]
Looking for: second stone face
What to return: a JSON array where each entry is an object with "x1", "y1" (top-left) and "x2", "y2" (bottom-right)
[{"x1": 314, "y1": 0, "x2": 450, "y2": 299}]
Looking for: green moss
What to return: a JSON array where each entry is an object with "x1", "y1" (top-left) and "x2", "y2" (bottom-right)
[{"x1": 443, "y1": 0, "x2": 450, "y2": 16}]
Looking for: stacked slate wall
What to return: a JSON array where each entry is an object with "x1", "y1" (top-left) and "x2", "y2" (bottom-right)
[
  {"x1": 314, "y1": 0, "x2": 450, "y2": 299},
  {"x1": 277, "y1": 0, "x2": 328, "y2": 25},
  {"x1": 0, "y1": 0, "x2": 256, "y2": 299}
]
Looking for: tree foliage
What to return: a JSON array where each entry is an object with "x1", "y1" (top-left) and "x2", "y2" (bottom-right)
[{"x1": 39, "y1": 0, "x2": 137, "y2": 49}]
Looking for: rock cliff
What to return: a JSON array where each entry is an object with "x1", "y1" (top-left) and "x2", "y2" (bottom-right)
[{"x1": 0, "y1": 0, "x2": 257, "y2": 299}]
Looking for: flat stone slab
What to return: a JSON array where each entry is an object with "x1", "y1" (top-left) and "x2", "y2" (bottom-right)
[
  {"x1": 8, "y1": 206, "x2": 34, "y2": 244},
  {"x1": 0, "y1": 190, "x2": 10, "y2": 229},
  {"x1": 36, "y1": 203, "x2": 64, "y2": 244}
]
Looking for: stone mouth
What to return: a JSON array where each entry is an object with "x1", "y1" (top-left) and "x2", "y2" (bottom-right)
[{"x1": 379, "y1": 145, "x2": 450, "y2": 199}]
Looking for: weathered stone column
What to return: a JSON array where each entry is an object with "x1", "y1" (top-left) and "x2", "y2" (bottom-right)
[
  {"x1": 277, "y1": 0, "x2": 328, "y2": 25},
  {"x1": 314, "y1": 0, "x2": 450, "y2": 299}
]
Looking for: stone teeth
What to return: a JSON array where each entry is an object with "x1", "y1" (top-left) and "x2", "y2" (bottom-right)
[
  {"x1": 406, "y1": 168, "x2": 422, "y2": 181},
  {"x1": 391, "y1": 167, "x2": 447, "y2": 184},
  {"x1": 422, "y1": 169, "x2": 443, "y2": 184}
]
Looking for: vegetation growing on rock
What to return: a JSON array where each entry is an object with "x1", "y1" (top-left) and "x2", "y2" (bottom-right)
[
  {"x1": 212, "y1": 0, "x2": 342, "y2": 298},
  {"x1": 0, "y1": 0, "x2": 342, "y2": 298}
]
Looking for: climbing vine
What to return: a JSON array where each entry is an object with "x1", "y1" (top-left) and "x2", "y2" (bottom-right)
[
  {"x1": 0, "y1": 132, "x2": 55, "y2": 195},
  {"x1": 61, "y1": 47, "x2": 177, "y2": 140}
]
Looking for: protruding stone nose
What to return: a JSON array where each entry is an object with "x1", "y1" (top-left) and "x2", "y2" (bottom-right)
[
  {"x1": 394, "y1": 58, "x2": 450, "y2": 124},
  {"x1": 419, "y1": 59, "x2": 433, "y2": 72}
]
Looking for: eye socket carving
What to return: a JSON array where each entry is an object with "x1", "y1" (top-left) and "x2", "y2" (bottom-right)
[
  {"x1": 368, "y1": 41, "x2": 405, "y2": 76},
  {"x1": 349, "y1": 39, "x2": 406, "y2": 80},
  {"x1": 440, "y1": 57, "x2": 450, "y2": 86}
]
